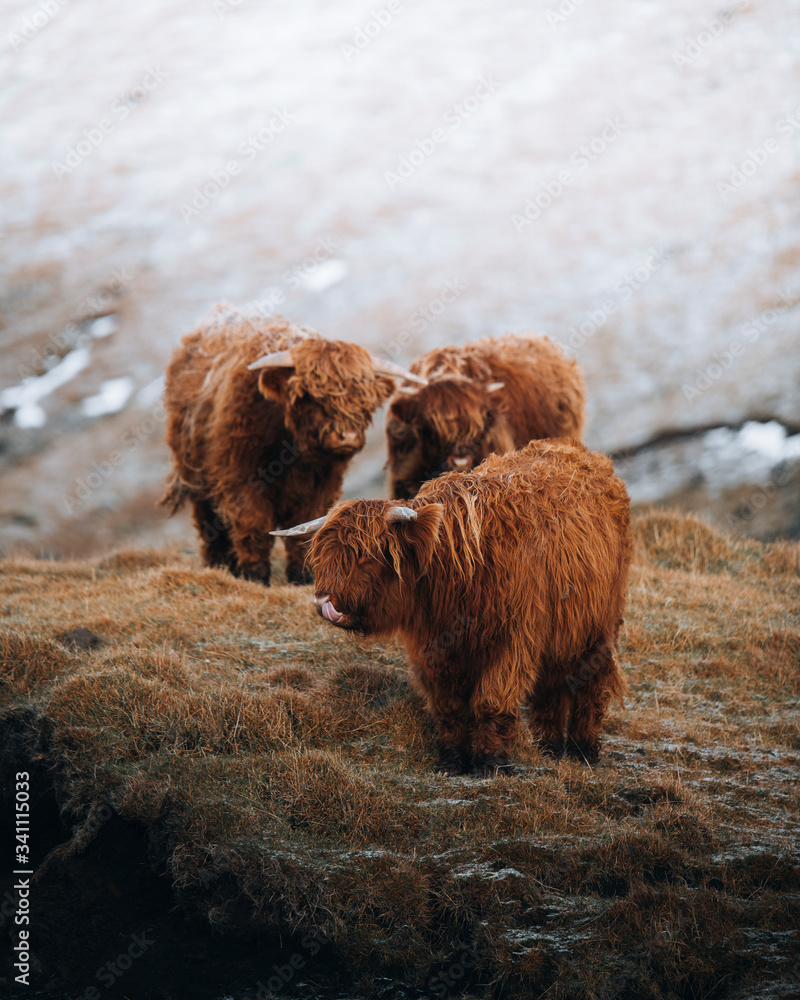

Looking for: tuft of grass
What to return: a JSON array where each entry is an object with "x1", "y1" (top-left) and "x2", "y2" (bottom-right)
[{"x1": 1, "y1": 515, "x2": 799, "y2": 997}]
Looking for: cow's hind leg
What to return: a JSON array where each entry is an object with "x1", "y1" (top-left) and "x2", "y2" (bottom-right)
[
  {"x1": 566, "y1": 637, "x2": 626, "y2": 764},
  {"x1": 214, "y1": 495, "x2": 274, "y2": 585},
  {"x1": 526, "y1": 668, "x2": 573, "y2": 760},
  {"x1": 191, "y1": 499, "x2": 237, "y2": 572}
]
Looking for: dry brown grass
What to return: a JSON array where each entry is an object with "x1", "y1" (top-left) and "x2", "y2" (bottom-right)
[{"x1": 1, "y1": 510, "x2": 798, "y2": 998}]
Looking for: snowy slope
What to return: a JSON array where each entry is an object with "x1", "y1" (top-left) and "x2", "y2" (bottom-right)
[{"x1": 1, "y1": 0, "x2": 799, "y2": 554}]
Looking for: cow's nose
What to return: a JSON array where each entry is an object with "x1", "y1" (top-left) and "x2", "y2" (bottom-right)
[
  {"x1": 314, "y1": 594, "x2": 330, "y2": 616},
  {"x1": 326, "y1": 430, "x2": 361, "y2": 451},
  {"x1": 447, "y1": 455, "x2": 472, "y2": 471}
]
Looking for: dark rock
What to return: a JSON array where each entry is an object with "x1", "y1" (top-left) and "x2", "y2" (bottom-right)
[{"x1": 62, "y1": 627, "x2": 101, "y2": 652}]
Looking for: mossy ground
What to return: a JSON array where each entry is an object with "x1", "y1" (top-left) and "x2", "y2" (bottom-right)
[{"x1": 1, "y1": 512, "x2": 799, "y2": 999}]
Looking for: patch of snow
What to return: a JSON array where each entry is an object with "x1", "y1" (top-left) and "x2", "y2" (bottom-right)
[
  {"x1": 13, "y1": 404, "x2": 47, "y2": 429},
  {"x1": 452, "y1": 862, "x2": 525, "y2": 880},
  {"x1": 80, "y1": 376, "x2": 135, "y2": 418},
  {"x1": 698, "y1": 420, "x2": 800, "y2": 493},
  {"x1": 0, "y1": 347, "x2": 91, "y2": 428},
  {"x1": 301, "y1": 259, "x2": 349, "y2": 292},
  {"x1": 88, "y1": 314, "x2": 118, "y2": 339},
  {"x1": 418, "y1": 798, "x2": 474, "y2": 807},
  {"x1": 622, "y1": 420, "x2": 800, "y2": 504}
]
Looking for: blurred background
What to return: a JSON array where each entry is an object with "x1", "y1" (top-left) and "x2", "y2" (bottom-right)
[{"x1": 1, "y1": 0, "x2": 798, "y2": 559}]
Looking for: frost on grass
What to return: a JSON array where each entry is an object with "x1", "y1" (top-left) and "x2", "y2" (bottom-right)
[{"x1": 0, "y1": 512, "x2": 798, "y2": 997}]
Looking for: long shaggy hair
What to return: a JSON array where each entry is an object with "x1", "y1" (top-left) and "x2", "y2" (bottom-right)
[
  {"x1": 386, "y1": 333, "x2": 586, "y2": 497},
  {"x1": 159, "y1": 304, "x2": 395, "y2": 585},
  {"x1": 310, "y1": 439, "x2": 631, "y2": 774}
]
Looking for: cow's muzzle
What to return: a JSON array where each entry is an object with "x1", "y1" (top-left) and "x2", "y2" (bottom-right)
[
  {"x1": 314, "y1": 594, "x2": 343, "y2": 623},
  {"x1": 322, "y1": 430, "x2": 363, "y2": 455},
  {"x1": 445, "y1": 454, "x2": 474, "y2": 471}
]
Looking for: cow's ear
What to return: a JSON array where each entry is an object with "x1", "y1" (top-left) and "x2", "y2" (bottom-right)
[
  {"x1": 375, "y1": 375, "x2": 396, "y2": 404},
  {"x1": 386, "y1": 412, "x2": 417, "y2": 451},
  {"x1": 257, "y1": 368, "x2": 292, "y2": 402},
  {"x1": 395, "y1": 503, "x2": 444, "y2": 573},
  {"x1": 389, "y1": 393, "x2": 419, "y2": 425}
]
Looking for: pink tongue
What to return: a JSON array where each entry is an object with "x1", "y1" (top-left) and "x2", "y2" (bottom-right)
[{"x1": 322, "y1": 601, "x2": 343, "y2": 623}]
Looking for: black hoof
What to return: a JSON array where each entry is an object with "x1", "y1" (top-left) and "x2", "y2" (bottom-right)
[
  {"x1": 436, "y1": 747, "x2": 471, "y2": 776},
  {"x1": 566, "y1": 737, "x2": 600, "y2": 765},
  {"x1": 237, "y1": 565, "x2": 271, "y2": 586},
  {"x1": 538, "y1": 737, "x2": 566, "y2": 760},
  {"x1": 476, "y1": 754, "x2": 512, "y2": 778}
]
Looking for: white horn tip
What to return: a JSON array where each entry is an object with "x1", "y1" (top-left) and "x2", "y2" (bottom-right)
[
  {"x1": 248, "y1": 349, "x2": 296, "y2": 371},
  {"x1": 270, "y1": 515, "x2": 328, "y2": 537},
  {"x1": 371, "y1": 357, "x2": 428, "y2": 386},
  {"x1": 386, "y1": 505, "x2": 417, "y2": 524}
]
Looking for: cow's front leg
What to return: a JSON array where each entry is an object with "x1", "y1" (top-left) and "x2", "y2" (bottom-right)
[
  {"x1": 427, "y1": 680, "x2": 473, "y2": 775},
  {"x1": 216, "y1": 493, "x2": 275, "y2": 585},
  {"x1": 410, "y1": 653, "x2": 473, "y2": 775},
  {"x1": 472, "y1": 712, "x2": 517, "y2": 776},
  {"x1": 434, "y1": 705, "x2": 473, "y2": 775},
  {"x1": 470, "y1": 663, "x2": 524, "y2": 777},
  {"x1": 283, "y1": 536, "x2": 314, "y2": 586}
]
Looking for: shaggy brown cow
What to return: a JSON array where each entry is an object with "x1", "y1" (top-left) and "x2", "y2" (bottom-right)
[
  {"x1": 274, "y1": 439, "x2": 631, "y2": 775},
  {"x1": 160, "y1": 304, "x2": 422, "y2": 585},
  {"x1": 386, "y1": 334, "x2": 585, "y2": 497}
]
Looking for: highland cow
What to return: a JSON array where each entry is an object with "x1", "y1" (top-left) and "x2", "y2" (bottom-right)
[
  {"x1": 274, "y1": 439, "x2": 631, "y2": 775},
  {"x1": 160, "y1": 305, "x2": 423, "y2": 585},
  {"x1": 386, "y1": 334, "x2": 585, "y2": 497}
]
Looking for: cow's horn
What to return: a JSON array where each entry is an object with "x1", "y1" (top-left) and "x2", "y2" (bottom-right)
[
  {"x1": 486, "y1": 381, "x2": 505, "y2": 393},
  {"x1": 370, "y1": 357, "x2": 428, "y2": 386},
  {"x1": 386, "y1": 505, "x2": 417, "y2": 524},
  {"x1": 270, "y1": 515, "x2": 327, "y2": 537},
  {"x1": 248, "y1": 350, "x2": 296, "y2": 371}
]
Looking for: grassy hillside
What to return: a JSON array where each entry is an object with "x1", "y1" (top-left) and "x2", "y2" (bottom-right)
[{"x1": 1, "y1": 512, "x2": 799, "y2": 1000}]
